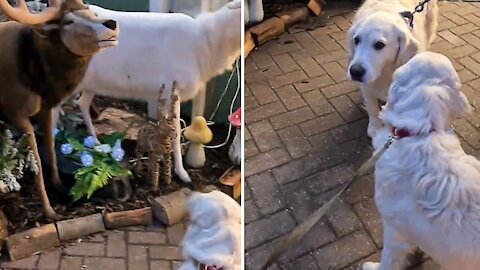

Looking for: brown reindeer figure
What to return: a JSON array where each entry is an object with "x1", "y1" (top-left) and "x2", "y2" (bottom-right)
[
  {"x1": 0, "y1": 0, "x2": 119, "y2": 219},
  {"x1": 137, "y1": 83, "x2": 177, "y2": 189}
]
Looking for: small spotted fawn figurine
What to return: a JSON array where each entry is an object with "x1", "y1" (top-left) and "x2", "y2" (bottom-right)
[{"x1": 136, "y1": 83, "x2": 177, "y2": 189}]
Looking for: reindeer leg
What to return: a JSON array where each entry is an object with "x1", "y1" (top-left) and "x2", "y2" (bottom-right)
[
  {"x1": 77, "y1": 91, "x2": 100, "y2": 144},
  {"x1": 40, "y1": 108, "x2": 65, "y2": 193},
  {"x1": 14, "y1": 117, "x2": 57, "y2": 219},
  {"x1": 172, "y1": 93, "x2": 191, "y2": 183}
]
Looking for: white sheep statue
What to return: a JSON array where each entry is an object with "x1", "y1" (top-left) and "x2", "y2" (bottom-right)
[
  {"x1": 245, "y1": 0, "x2": 264, "y2": 25},
  {"x1": 55, "y1": 0, "x2": 241, "y2": 184}
]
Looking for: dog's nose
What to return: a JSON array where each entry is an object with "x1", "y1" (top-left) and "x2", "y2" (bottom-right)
[
  {"x1": 102, "y1": 20, "x2": 117, "y2": 30},
  {"x1": 350, "y1": 64, "x2": 366, "y2": 82}
]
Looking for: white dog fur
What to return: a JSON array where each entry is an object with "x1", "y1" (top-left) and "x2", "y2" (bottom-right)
[
  {"x1": 347, "y1": 0, "x2": 438, "y2": 138},
  {"x1": 55, "y1": 0, "x2": 241, "y2": 183},
  {"x1": 364, "y1": 52, "x2": 480, "y2": 270},
  {"x1": 180, "y1": 191, "x2": 241, "y2": 270}
]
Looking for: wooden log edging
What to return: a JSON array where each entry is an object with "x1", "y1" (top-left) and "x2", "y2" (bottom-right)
[
  {"x1": 104, "y1": 207, "x2": 152, "y2": 229},
  {"x1": 4, "y1": 183, "x2": 235, "y2": 261},
  {"x1": 57, "y1": 213, "x2": 105, "y2": 241},
  {"x1": 6, "y1": 224, "x2": 60, "y2": 261},
  {"x1": 5, "y1": 207, "x2": 153, "y2": 261},
  {"x1": 245, "y1": 0, "x2": 326, "y2": 58}
]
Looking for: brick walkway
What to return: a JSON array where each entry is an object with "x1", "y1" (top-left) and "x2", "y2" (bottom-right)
[
  {"x1": 0, "y1": 220, "x2": 188, "y2": 270},
  {"x1": 245, "y1": 1, "x2": 480, "y2": 269}
]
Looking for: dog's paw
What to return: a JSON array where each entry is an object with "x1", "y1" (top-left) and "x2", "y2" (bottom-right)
[{"x1": 362, "y1": 262, "x2": 380, "y2": 270}]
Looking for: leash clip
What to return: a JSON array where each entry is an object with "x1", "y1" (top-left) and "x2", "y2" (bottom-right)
[{"x1": 399, "y1": 11, "x2": 414, "y2": 30}]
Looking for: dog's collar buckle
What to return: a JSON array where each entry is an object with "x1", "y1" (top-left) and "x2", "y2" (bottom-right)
[{"x1": 399, "y1": 11, "x2": 414, "y2": 30}]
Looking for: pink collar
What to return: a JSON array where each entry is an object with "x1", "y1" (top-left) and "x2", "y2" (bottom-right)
[{"x1": 199, "y1": 264, "x2": 225, "y2": 270}]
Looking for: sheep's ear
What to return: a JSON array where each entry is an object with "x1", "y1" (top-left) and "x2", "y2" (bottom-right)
[{"x1": 395, "y1": 25, "x2": 419, "y2": 67}]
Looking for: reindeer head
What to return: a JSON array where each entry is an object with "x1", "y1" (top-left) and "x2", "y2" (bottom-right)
[{"x1": 0, "y1": 0, "x2": 119, "y2": 56}]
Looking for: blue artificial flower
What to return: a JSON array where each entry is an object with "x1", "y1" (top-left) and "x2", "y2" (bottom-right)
[
  {"x1": 81, "y1": 152, "x2": 94, "y2": 167},
  {"x1": 60, "y1": 143, "x2": 73, "y2": 155},
  {"x1": 111, "y1": 148, "x2": 125, "y2": 162},
  {"x1": 53, "y1": 128, "x2": 60, "y2": 138},
  {"x1": 111, "y1": 139, "x2": 125, "y2": 162},
  {"x1": 83, "y1": 136, "x2": 96, "y2": 148},
  {"x1": 94, "y1": 144, "x2": 112, "y2": 153},
  {"x1": 113, "y1": 139, "x2": 122, "y2": 149}
]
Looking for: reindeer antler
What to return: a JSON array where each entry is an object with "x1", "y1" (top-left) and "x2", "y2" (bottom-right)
[
  {"x1": 64, "y1": 0, "x2": 87, "y2": 11},
  {"x1": 0, "y1": 0, "x2": 62, "y2": 25}
]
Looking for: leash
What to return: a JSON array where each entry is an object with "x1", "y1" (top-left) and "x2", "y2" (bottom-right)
[
  {"x1": 258, "y1": 136, "x2": 396, "y2": 270},
  {"x1": 400, "y1": 0, "x2": 431, "y2": 30},
  {"x1": 412, "y1": 0, "x2": 431, "y2": 15}
]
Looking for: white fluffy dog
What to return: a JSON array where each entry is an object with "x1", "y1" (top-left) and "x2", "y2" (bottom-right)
[
  {"x1": 364, "y1": 52, "x2": 480, "y2": 270},
  {"x1": 348, "y1": 0, "x2": 438, "y2": 138},
  {"x1": 180, "y1": 191, "x2": 241, "y2": 270}
]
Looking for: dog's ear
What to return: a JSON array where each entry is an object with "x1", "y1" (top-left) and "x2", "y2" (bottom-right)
[
  {"x1": 451, "y1": 91, "x2": 471, "y2": 119},
  {"x1": 395, "y1": 26, "x2": 419, "y2": 67},
  {"x1": 347, "y1": 23, "x2": 358, "y2": 64}
]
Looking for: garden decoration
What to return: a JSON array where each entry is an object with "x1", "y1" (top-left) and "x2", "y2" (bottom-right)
[
  {"x1": 0, "y1": 127, "x2": 37, "y2": 194},
  {"x1": 184, "y1": 116, "x2": 213, "y2": 168},
  {"x1": 228, "y1": 107, "x2": 241, "y2": 165},
  {"x1": 136, "y1": 84, "x2": 177, "y2": 188},
  {"x1": 55, "y1": 130, "x2": 132, "y2": 202}
]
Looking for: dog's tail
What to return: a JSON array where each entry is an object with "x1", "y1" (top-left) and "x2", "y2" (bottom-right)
[{"x1": 425, "y1": 0, "x2": 439, "y2": 46}]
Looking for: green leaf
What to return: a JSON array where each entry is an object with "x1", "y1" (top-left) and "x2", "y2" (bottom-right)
[
  {"x1": 86, "y1": 164, "x2": 111, "y2": 198},
  {"x1": 70, "y1": 168, "x2": 94, "y2": 202},
  {"x1": 100, "y1": 131, "x2": 127, "y2": 146},
  {"x1": 67, "y1": 137, "x2": 85, "y2": 152}
]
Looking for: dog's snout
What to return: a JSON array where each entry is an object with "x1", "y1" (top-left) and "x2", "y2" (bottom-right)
[
  {"x1": 350, "y1": 63, "x2": 366, "y2": 82},
  {"x1": 102, "y1": 20, "x2": 117, "y2": 30}
]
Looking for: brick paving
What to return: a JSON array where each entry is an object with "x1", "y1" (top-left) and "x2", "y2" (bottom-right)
[
  {"x1": 245, "y1": 1, "x2": 480, "y2": 269},
  {"x1": 0, "y1": 220, "x2": 189, "y2": 270}
]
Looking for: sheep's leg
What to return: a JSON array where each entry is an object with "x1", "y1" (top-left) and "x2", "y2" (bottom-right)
[
  {"x1": 40, "y1": 108, "x2": 65, "y2": 193},
  {"x1": 14, "y1": 117, "x2": 57, "y2": 220},
  {"x1": 148, "y1": 100, "x2": 158, "y2": 120},
  {"x1": 52, "y1": 105, "x2": 61, "y2": 130},
  {"x1": 77, "y1": 91, "x2": 100, "y2": 144},
  {"x1": 172, "y1": 95, "x2": 192, "y2": 183}
]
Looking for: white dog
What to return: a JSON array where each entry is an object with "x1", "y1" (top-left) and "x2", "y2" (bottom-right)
[
  {"x1": 364, "y1": 52, "x2": 480, "y2": 270},
  {"x1": 347, "y1": 0, "x2": 438, "y2": 138},
  {"x1": 180, "y1": 191, "x2": 241, "y2": 270}
]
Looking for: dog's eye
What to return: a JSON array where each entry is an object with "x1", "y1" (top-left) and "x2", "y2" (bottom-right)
[
  {"x1": 63, "y1": 20, "x2": 74, "y2": 25},
  {"x1": 354, "y1": 36, "x2": 360, "y2": 45},
  {"x1": 374, "y1": 41, "x2": 386, "y2": 50}
]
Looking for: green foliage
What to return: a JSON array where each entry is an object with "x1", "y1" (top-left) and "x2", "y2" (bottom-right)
[
  {"x1": 100, "y1": 131, "x2": 128, "y2": 146},
  {"x1": 57, "y1": 131, "x2": 131, "y2": 202},
  {"x1": 0, "y1": 127, "x2": 37, "y2": 193},
  {"x1": 69, "y1": 157, "x2": 131, "y2": 202}
]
